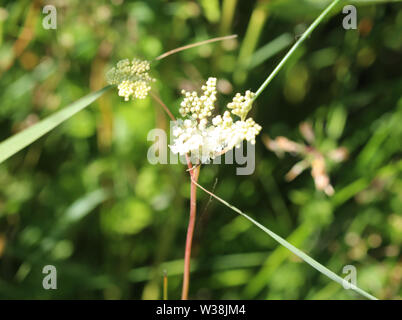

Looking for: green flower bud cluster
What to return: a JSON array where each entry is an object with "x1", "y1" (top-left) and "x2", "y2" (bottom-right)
[{"x1": 106, "y1": 58, "x2": 155, "y2": 101}]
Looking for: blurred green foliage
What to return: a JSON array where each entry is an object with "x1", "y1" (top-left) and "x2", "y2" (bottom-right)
[{"x1": 0, "y1": 0, "x2": 401, "y2": 299}]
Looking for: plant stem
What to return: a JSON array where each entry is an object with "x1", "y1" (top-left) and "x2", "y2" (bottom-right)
[
  {"x1": 150, "y1": 93, "x2": 202, "y2": 299},
  {"x1": 155, "y1": 35, "x2": 237, "y2": 61},
  {"x1": 150, "y1": 93, "x2": 195, "y2": 175},
  {"x1": 253, "y1": 0, "x2": 341, "y2": 101},
  {"x1": 181, "y1": 165, "x2": 200, "y2": 300},
  {"x1": 150, "y1": 91, "x2": 176, "y2": 121}
]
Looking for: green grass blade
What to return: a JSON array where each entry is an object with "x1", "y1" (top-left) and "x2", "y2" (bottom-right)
[
  {"x1": 248, "y1": 33, "x2": 293, "y2": 70},
  {"x1": 253, "y1": 0, "x2": 341, "y2": 101},
  {"x1": 193, "y1": 179, "x2": 378, "y2": 300},
  {"x1": 0, "y1": 86, "x2": 111, "y2": 164}
]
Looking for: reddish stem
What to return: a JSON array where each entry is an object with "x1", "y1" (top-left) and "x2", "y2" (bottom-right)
[
  {"x1": 181, "y1": 165, "x2": 200, "y2": 300},
  {"x1": 150, "y1": 92, "x2": 200, "y2": 299}
]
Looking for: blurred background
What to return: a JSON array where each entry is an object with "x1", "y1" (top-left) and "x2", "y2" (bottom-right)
[{"x1": 0, "y1": 0, "x2": 401, "y2": 299}]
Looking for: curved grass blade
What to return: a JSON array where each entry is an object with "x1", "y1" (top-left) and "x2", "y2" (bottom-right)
[
  {"x1": 0, "y1": 86, "x2": 111, "y2": 164},
  {"x1": 253, "y1": 0, "x2": 341, "y2": 101},
  {"x1": 192, "y1": 179, "x2": 378, "y2": 300}
]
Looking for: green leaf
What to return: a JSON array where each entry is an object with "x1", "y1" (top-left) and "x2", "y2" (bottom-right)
[
  {"x1": 0, "y1": 86, "x2": 110, "y2": 164},
  {"x1": 248, "y1": 33, "x2": 293, "y2": 70}
]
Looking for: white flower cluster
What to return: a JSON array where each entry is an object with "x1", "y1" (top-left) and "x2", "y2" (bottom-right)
[
  {"x1": 170, "y1": 77, "x2": 262, "y2": 163},
  {"x1": 179, "y1": 77, "x2": 217, "y2": 119},
  {"x1": 106, "y1": 58, "x2": 155, "y2": 101},
  {"x1": 227, "y1": 91, "x2": 255, "y2": 120}
]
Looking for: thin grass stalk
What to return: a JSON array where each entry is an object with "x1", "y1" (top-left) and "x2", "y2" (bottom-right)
[
  {"x1": 234, "y1": 1, "x2": 270, "y2": 84},
  {"x1": 253, "y1": 0, "x2": 342, "y2": 101},
  {"x1": 220, "y1": 0, "x2": 238, "y2": 36},
  {"x1": 155, "y1": 35, "x2": 237, "y2": 61},
  {"x1": 192, "y1": 178, "x2": 378, "y2": 300},
  {"x1": 150, "y1": 91, "x2": 176, "y2": 122}
]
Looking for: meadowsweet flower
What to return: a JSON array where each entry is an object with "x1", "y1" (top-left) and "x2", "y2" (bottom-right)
[
  {"x1": 179, "y1": 77, "x2": 217, "y2": 119},
  {"x1": 227, "y1": 90, "x2": 255, "y2": 120},
  {"x1": 106, "y1": 58, "x2": 155, "y2": 101},
  {"x1": 263, "y1": 122, "x2": 348, "y2": 196},
  {"x1": 170, "y1": 77, "x2": 262, "y2": 163}
]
